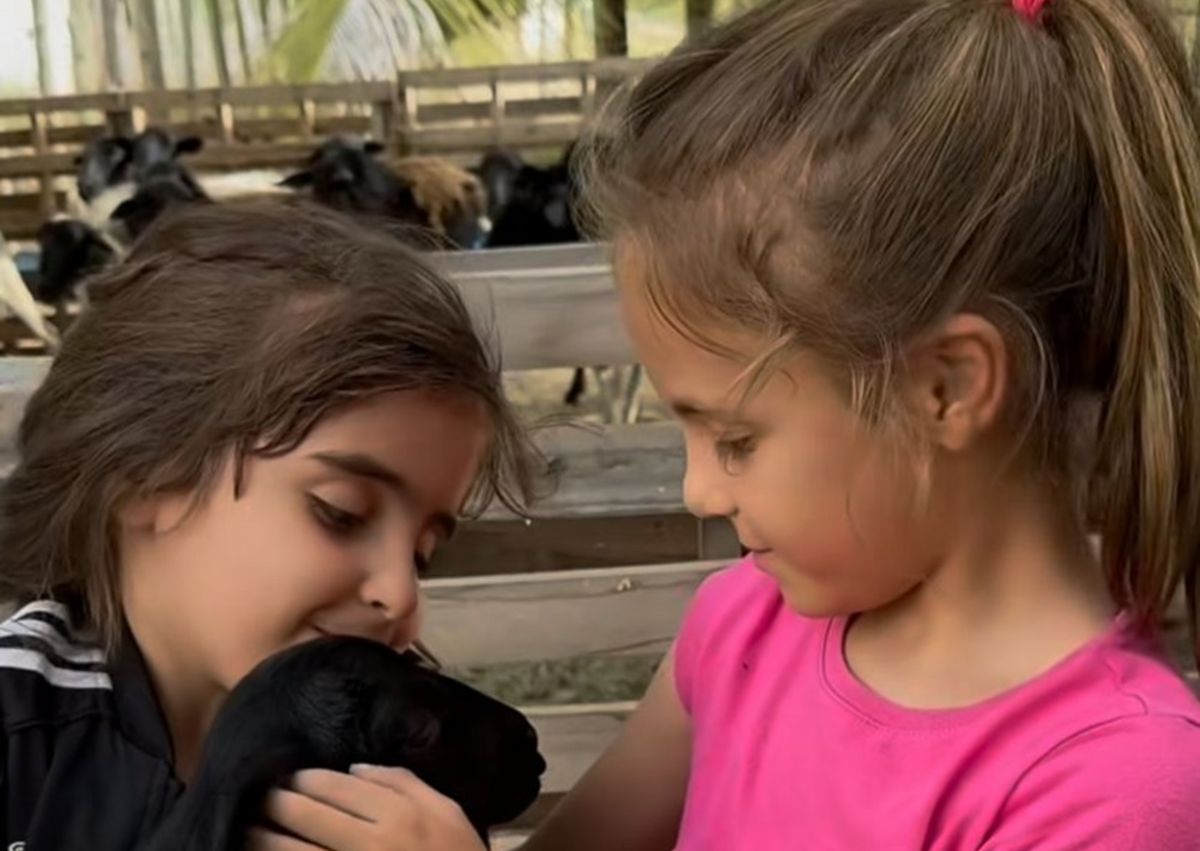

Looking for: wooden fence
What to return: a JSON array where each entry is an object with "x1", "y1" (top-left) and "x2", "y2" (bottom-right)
[
  {"x1": 0, "y1": 242, "x2": 741, "y2": 844},
  {"x1": 0, "y1": 57, "x2": 656, "y2": 242}
]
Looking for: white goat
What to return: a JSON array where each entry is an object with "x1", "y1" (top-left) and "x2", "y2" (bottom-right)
[{"x1": 0, "y1": 230, "x2": 59, "y2": 353}]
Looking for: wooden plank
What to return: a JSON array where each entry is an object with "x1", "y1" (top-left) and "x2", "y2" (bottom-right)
[
  {"x1": 525, "y1": 703, "x2": 629, "y2": 792},
  {"x1": 431, "y1": 513, "x2": 710, "y2": 579},
  {"x1": 423, "y1": 559, "x2": 724, "y2": 667},
  {"x1": 416, "y1": 96, "x2": 583, "y2": 126},
  {"x1": 2, "y1": 368, "x2": 695, "y2": 522},
  {"x1": 477, "y1": 424, "x2": 684, "y2": 521},
  {"x1": 0, "y1": 58, "x2": 654, "y2": 118},
  {"x1": 399, "y1": 57, "x2": 653, "y2": 88},
  {"x1": 430, "y1": 243, "x2": 609, "y2": 276},
  {"x1": 0, "y1": 357, "x2": 43, "y2": 456},
  {"x1": 0, "y1": 241, "x2": 633, "y2": 370},
  {"x1": 406, "y1": 120, "x2": 582, "y2": 154},
  {"x1": 497, "y1": 701, "x2": 635, "y2": 832},
  {"x1": 454, "y1": 264, "x2": 632, "y2": 371}
]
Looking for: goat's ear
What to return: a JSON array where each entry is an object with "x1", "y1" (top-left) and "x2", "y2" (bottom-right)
[
  {"x1": 174, "y1": 135, "x2": 204, "y2": 156},
  {"x1": 364, "y1": 140, "x2": 385, "y2": 156},
  {"x1": 402, "y1": 708, "x2": 441, "y2": 753},
  {"x1": 370, "y1": 702, "x2": 441, "y2": 756},
  {"x1": 279, "y1": 171, "x2": 313, "y2": 188}
]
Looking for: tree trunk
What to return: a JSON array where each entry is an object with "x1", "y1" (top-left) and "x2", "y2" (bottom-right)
[
  {"x1": 685, "y1": 0, "x2": 715, "y2": 42},
  {"x1": 101, "y1": 0, "x2": 126, "y2": 89},
  {"x1": 205, "y1": 0, "x2": 233, "y2": 87},
  {"x1": 593, "y1": 0, "x2": 626, "y2": 57},
  {"x1": 31, "y1": 0, "x2": 53, "y2": 94},
  {"x1": 68, "y1": 0, "x2": 101, "y2": 93},
  {"x1": 181, "y1": 0, "x2": 198, "y2": 88},
  {"x1": 133, "y1": 0, "x2": 167, "y2": 89},
  {"x1": 233, "y1": 0, "x2": 256, "y2": 83}
]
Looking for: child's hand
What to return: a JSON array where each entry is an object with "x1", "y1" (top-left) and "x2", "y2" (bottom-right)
[{"x1": 247, "y1": 765, "x2": 489, "y2": 851}]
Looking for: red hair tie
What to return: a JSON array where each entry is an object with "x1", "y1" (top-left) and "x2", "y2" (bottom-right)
[{"x1": 1013, "y1": 0, "x2": 1048, "y2": 22}]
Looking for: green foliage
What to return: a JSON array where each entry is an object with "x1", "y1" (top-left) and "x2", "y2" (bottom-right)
[{"x1": 258, "y1": 0, "x2": 352, "y2": 82}]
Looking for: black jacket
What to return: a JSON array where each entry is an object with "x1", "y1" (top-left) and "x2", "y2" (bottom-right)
[{"x1": 0, "y1": 599, "x2": 184, "y2": 849}]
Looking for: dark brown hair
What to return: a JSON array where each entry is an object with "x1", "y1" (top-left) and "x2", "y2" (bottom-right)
[
  {"x1": 578, "y1": 0, "x2": 1200, "y2": 661},
  {"x1": 0, "y1": 196, "x2": 549, "y2": 651}
]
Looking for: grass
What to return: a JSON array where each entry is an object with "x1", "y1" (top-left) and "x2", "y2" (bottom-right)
[{"x1": 451, "y1": 653, "x2": 663, "y2": 706}]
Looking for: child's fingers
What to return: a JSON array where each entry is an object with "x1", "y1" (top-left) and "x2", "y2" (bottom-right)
[
  {"x1": 262, "y1": 777, "x2": 383, "y2": 849},
  {"x1": 349, "y1": 763, "x2": 456, "y2": 807},
  {"x1": 285, "y1": 767, "x2": 393, "y2": 820}
]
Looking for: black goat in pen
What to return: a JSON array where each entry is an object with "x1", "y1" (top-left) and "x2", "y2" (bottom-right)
[{"x1": 136, "y1": 636, "x2": 546, "y2": 851}]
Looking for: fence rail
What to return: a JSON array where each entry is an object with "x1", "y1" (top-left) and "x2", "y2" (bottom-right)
[{"x1": 0, "y1": 57, "x2": 656, "y2": 241}]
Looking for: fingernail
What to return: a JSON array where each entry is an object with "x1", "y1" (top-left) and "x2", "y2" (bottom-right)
[{"x1": 350, "y1": 763, "x2": 379, "y2": 773}]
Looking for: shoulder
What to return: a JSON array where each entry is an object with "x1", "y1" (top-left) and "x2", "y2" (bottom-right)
[
  {"x1": 986, "y1": 697, "x2": 1200, "y2": 848},
  {"x1": 673, "y1": 556, "x2": 826, "y2": 713},
  {"x1": 0, "y1": 599, "x2": 112, "y2": 730}
]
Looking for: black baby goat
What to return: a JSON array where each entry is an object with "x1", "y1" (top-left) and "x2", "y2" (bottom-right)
[{"x1": 137, "y1": 636, "x2": 547, "y2": 851}]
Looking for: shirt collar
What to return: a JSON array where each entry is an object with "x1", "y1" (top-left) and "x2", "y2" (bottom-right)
[{"x1": 109, "y1": 618, "x2": 176, "y2": 766}]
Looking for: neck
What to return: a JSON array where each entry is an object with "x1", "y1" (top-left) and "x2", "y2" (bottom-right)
[
  {"x1": 121, "y1": 600, "x2": 226, "y2": 785},
  {"x1": 846, "y1": 470, "x2": 1114, "y2": 709}
]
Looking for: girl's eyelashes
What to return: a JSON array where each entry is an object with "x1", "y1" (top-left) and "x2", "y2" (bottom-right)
[
  {"x1": 309, "y1": 491, "x2": 439, "y2": 574},
  {"x1": 308, "y1": 493, "x2": 367, "y2": 536},
  {"x1": 715, "y1": 433, "x2": 757, "y2": 464}
]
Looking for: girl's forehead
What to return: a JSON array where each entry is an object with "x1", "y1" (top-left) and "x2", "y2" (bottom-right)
[{"x1": 288, "y1": 390, "x2": 489, "y2": 478}]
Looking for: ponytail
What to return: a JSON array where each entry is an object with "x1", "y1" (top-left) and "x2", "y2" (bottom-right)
[{"x1": 1057, "y1": 0, "x2": 1200, "y2": 663}]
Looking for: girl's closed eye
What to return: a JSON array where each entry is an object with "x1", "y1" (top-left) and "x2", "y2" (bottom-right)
[
  {"x1": 715, "y1": 432, "x2": 758, "y2": 464},
  {"x1": 308, "y1": 493, "x2": 369, "y2": 537}
]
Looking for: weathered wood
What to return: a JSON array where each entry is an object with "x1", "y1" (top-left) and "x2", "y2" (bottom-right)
[
  {"x1": 480, "y1": 423, "x2": 686, "y2": 521},
  {"x1": 1, "y1": 369, "x2": 685, "y2": 515},
  {"x1": 3, "y1": 357, "x2": 732, "y2": 573},
  {"x1": 432, "y1": 512, "x2": 718, "y2": 579},
  {"x1": 0, "y1": 58, "x2": 652, "y2": 118},
  {"x1": 430, "y1": 243, "x2": 610, "y2": 275},
  {"x1": 422, "y1": 559, "x2": 724, "y2": 668},
  {"x1": 454, "y1": 262, "x2": 631, "y2": 372},
  {"x1": 0, "y1": 243, "x2": 633, "y2": 368}
]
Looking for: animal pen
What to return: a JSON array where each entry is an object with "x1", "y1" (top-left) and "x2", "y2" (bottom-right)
[
  {"x1": 0, "y1": 56, "x2": 1199, "y2": 849},
  {"x1": 0, "y1": 57, "x2": 654, "y2": 244}
]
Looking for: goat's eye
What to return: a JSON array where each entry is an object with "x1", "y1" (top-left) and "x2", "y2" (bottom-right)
[{"x1": 309, "y1": 494, "x2": 366, "y2": 536}]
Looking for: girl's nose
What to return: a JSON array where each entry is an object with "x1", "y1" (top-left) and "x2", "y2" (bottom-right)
[
  {"x1": 683, "y1": 442, "x2": 737, "y2": 520},
  {"x1": 359, "y1": 555, "x2": 422, "y2": 644}
]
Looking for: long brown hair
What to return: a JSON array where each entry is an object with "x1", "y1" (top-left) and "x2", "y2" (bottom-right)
[
  {"x1": 0, "y1": 196, "x2": 550, "y2": 651},
  {"x1": 578, "y1": 0, "x2": 1200, "y2": 662}
]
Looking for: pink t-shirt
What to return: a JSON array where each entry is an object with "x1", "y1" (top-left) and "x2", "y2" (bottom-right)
[{"x1": 673, "y1": 556, "x2": 1200, "y2": 850}]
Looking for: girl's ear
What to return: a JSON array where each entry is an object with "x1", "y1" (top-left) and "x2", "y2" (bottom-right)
[{"x1": 905, "y1": 313, "x2": 1008, "y2": 454}]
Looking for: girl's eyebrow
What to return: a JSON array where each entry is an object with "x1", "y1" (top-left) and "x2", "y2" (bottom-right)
[
  {"x1": 307, "y1": 451, "x2": 458, "y2": 540},
  {"x1": 669, "y1": 397, "x2": 735, "y2": 422}
]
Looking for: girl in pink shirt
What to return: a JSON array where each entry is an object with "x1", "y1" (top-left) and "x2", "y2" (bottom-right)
[{"x1": 260, "y1": 0, "x2": 1200, "y2": 849}]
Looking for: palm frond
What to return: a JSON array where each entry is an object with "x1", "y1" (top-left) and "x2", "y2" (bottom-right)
[{"x1": 257, "y1": 0, "x2": 353, "y2": 82}]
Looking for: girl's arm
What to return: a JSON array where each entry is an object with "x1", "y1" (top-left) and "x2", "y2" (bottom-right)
[{"x1": 519, "y1": 645, "x2": 692, "y2": 851}]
